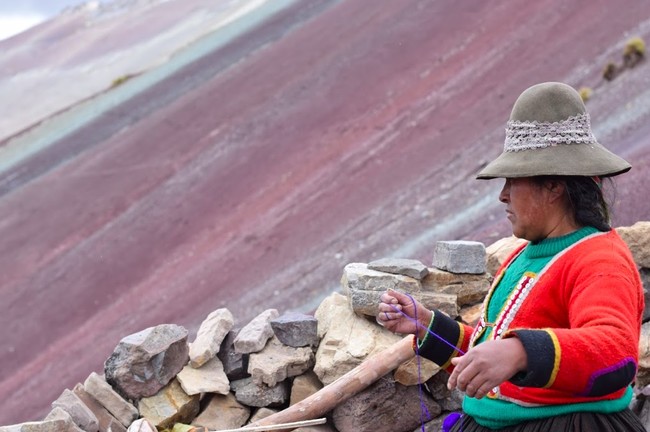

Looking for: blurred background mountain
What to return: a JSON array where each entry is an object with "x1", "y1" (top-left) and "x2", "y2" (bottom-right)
[{"x1": 1, "y1": 0, "x2": 649, "y2": 425}]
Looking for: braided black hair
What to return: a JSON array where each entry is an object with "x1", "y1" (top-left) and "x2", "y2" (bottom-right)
[{"x1": 534, "y1": 176, "x2": 611, "y2": 232}]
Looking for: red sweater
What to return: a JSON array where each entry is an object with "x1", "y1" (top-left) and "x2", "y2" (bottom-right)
[{"x1": 419, "y1": 229, "x2": 644, "y2": 405}]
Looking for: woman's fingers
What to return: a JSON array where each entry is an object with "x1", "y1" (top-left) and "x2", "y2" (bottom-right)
[
  {"x1": 448, "y1": 355, "x2": 482, "y2": 395},
  {"x1": 447, "y1": 339, "x2": 527, "y2": 399},
  {"x1": 385, "y1": 288, "x2": 413, "y2": 305}
]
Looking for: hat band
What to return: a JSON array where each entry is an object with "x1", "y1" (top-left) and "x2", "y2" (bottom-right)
[{"x1": 504, "y1": 113, "x2": 598, "y2": 152}]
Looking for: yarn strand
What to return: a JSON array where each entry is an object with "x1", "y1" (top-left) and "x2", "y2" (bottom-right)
[
  {"x1": 388, "y1": 294, "x2": 466, "y2": 431},
  {"x1": 405, "y1": 293, "x2": 431, "y2": 432}
]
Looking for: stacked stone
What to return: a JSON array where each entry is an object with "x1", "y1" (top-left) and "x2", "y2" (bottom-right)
[
  {"x1": 341, "y1": 243, "x2": 492, "y2": 327},
  {"x1": 4, "y1": 224, "x2": 650, "y2": 432}
]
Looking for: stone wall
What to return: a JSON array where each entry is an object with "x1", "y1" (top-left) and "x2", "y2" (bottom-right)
[{"x1": 2, "y1": 222, "x2": 650, "y2": 432}]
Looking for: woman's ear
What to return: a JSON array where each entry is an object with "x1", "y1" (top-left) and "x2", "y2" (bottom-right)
[{"x1": 545, "y1": 179, "x2": 567, "y2": 203}]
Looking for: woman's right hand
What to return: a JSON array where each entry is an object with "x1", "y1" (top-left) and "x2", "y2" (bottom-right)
[{"x1": 376, "y1": 289, "x2": 433, "y2": 340}]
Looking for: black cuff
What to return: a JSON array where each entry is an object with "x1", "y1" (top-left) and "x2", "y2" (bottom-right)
[
  {"x1": 418, "y1": 310, "x2": 463, "y2": 367},
  {"x1": 507, "y1": 329, "x2": 557, "y2": 388}
]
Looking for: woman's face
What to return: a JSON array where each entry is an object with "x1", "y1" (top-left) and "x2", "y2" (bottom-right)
[{"x1": 499, "y1": 177, "x2": 556, "y2": 241}]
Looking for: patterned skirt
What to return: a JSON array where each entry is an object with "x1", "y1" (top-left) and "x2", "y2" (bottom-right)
[{"x1": 444, "y1": 409, "x2": 646, "y2": 432}]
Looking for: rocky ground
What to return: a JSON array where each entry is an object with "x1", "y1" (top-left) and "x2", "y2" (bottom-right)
[{"x1": 1, "y1": 0, "x2": 650, "y2": 424}]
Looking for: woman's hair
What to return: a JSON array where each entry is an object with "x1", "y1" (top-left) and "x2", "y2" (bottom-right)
[{"x1": 534, "y1": 176, "x2": 612, "y2": 231}]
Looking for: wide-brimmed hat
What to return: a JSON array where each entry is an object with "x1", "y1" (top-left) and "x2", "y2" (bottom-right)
[{"x1": 476, "y1": 82, "x2": 631, "y2": 179}]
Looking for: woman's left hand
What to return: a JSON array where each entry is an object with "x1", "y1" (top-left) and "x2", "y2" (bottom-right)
[{"x1": 447, "y1": 337, "x2": 528, "y2": 399}]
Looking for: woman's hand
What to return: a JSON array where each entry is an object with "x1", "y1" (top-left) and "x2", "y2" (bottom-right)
[
  {"x1": 376, "y1": 289, "x2": 433, "y2": 340},
  {"x1": 447, "y1": 337, "x2": 528, "y2": 399}
]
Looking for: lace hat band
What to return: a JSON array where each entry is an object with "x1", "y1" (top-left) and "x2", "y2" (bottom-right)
[{"x1": 504, "y1": 113, "x2": 598, "y2": 152}]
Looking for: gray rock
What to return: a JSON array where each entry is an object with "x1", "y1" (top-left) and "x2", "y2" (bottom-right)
[
  {"x1": 104, "y1": 324, "x2": 189, "y2": 400},
  {"x1": 0, "y1": 408, "x2": 84, "y2": 432},
  {"x1": 191, "y1": 393, "x2": 250, "y2": 430},
  {"x1": 138, "y1": 379, "x2": 200, "y2": 429},
  {"x1": 617, "y1": 222, "x2": 650, "y2": 268},
  {"x1": 421, "y1": 268, "x2": 490, "y2": 307},
  {"x1": 234, "y1": 309, "x2": 279, "y2": 354},
  {"x1": 412, "y1": 417, "x2": 446, "y2": 432},
  {"x1": 83, "y1": 373, "x2": 138, "y2": 428},
  {"x1": 426, "y1": 371, "x2": 463, "y2": 412},
  {"x1": 217, "y1": 329, "x2": 249, "y2": 381},
  {"x1": 332, "y1": 375, "x2": 441, "y2": 432},
  {"x1": 639, "y1": 396, "x2": 650, "y2": 432},
  {"x1": 433, "y1": 241, "x2": 486, "y2": 274},
  {"x1": 637, "y1": 322, "x2": 650, "y2": 387},
  {"x1": 640, "y1": 268, "x2": 650, "y2": 322},
  {"x1": 368, "y1": 258, "x2": 429, "y2": 280},
  {"x1": 71, "y1": 384, "x2": 126, "y2": 432},
  {"x1": 341, "y1": 263, "x2": 421, "y2": 316},
  {"x1": 51, "y1": 389, "x2": 99, "y2": 432},
  {"x1": 231, "y1": 377, "x2": 289, "y2": 408},
  {"x1": 189, "y1": 308, "x2": 234, "y2": 368},
  {"x1": 248, "y1": 336, "x2": 314, "y2": 386},
  {"x1": 270, "y1": 312, "x2": 319, "y2": 348}
]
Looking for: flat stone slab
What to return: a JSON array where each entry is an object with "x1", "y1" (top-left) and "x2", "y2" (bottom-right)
[
  {"x1": 51, "y1": 389, "x2": 99, "y2": 432},
  {"x1": 189, "y1": 308, "x2": 234, "y2": 368},
  {"x1": 177, "y1": 357, "x2": 230, "y2": 396},
  {"x1": 234, "y1": 309, "x2": 279, "y2": 354},
  {"x1": 191, "y1": 393, "x2": 250, "y2": 430},
  {"x1": 71, "y1": 384, "x2": 126, "y2": 432},
  {"x1": 83, "y1": 373, "x2": 137, "y2": 428},
  {"x1": 248, "y1": 336, "x2": 314, "y2": 386},
  {"x1": 367, "y1": 258, "x2": 429, "y2": 280},
  {"x1": 0, "y1": 408, "x2": 84, "y2": 432},
  {"x1": 138, "y1": 380, "x2": 200, "y2": 429},
  {"x1": 231, "y1": 377, "x2": 289, "y2": 408}
]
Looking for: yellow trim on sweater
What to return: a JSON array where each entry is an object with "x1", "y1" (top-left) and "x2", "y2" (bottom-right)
[
  {"x1": 439, "y1": 321, "x2": 465, "y2": 370},
  {"x1": 544, "y1": 329, "x2": 562, "y2": 389}
]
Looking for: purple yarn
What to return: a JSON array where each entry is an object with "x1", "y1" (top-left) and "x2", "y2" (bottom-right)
[
  {"x1": 405, "y1": 293, "x2": 431, "y2": 431},
  {"x1": 442, "y1": 412, "x2": 462, "y2": 432},
  {"x1": 387, "y1": 293, "x2": 466, "y2": 431},
  {"x1": 387, "y1": 297, "x2": 465, "y2": 355}
]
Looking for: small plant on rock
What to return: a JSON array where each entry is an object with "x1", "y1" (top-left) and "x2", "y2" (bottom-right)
[
  {"x1": 623, "y1": 36, "x2": 645, "y2": 68},
  {"x1": 111, "y1": 74, "x2": 134, "y2": 88},
  {"x1": 602, "y1": 62, "x2": 618, "y2": 81},
  {"x1": 578, "y1": 87, "x2": 593, "y2": 102}
]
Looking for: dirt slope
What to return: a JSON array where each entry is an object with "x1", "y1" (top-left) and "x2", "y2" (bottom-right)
[{"x1": 1, "y1": 0, "x2": 649, "y2": 424}]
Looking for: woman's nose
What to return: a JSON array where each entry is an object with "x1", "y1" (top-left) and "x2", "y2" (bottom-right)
[{"x1": 499, "y1": 180, "x2": 510, "y2": 203}]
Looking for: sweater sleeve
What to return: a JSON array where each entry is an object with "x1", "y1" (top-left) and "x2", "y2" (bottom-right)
[
  {"x1": 418, "y1": 309, "x2": 473, "y2": 370},
  {"x1": 505, "y1": 243, "x2": 643, "y2": 396}
]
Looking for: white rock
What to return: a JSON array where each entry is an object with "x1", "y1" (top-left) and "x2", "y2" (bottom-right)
[{"x1": 189, "y1": 308, "x2": 234, "y2": 368}]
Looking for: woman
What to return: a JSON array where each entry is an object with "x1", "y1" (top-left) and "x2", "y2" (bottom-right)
[{"x1": 377, "y1": 82, "x2": 645, "y2": 431}]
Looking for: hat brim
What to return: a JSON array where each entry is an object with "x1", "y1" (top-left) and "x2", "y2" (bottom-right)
[{"x1": 476, "y1": 141, "x2": 631, "y2": 179}]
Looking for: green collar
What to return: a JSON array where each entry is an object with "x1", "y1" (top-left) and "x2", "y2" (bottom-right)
[{"x1": 524, "y1": 226, "x2": 600, "y2": 259}]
